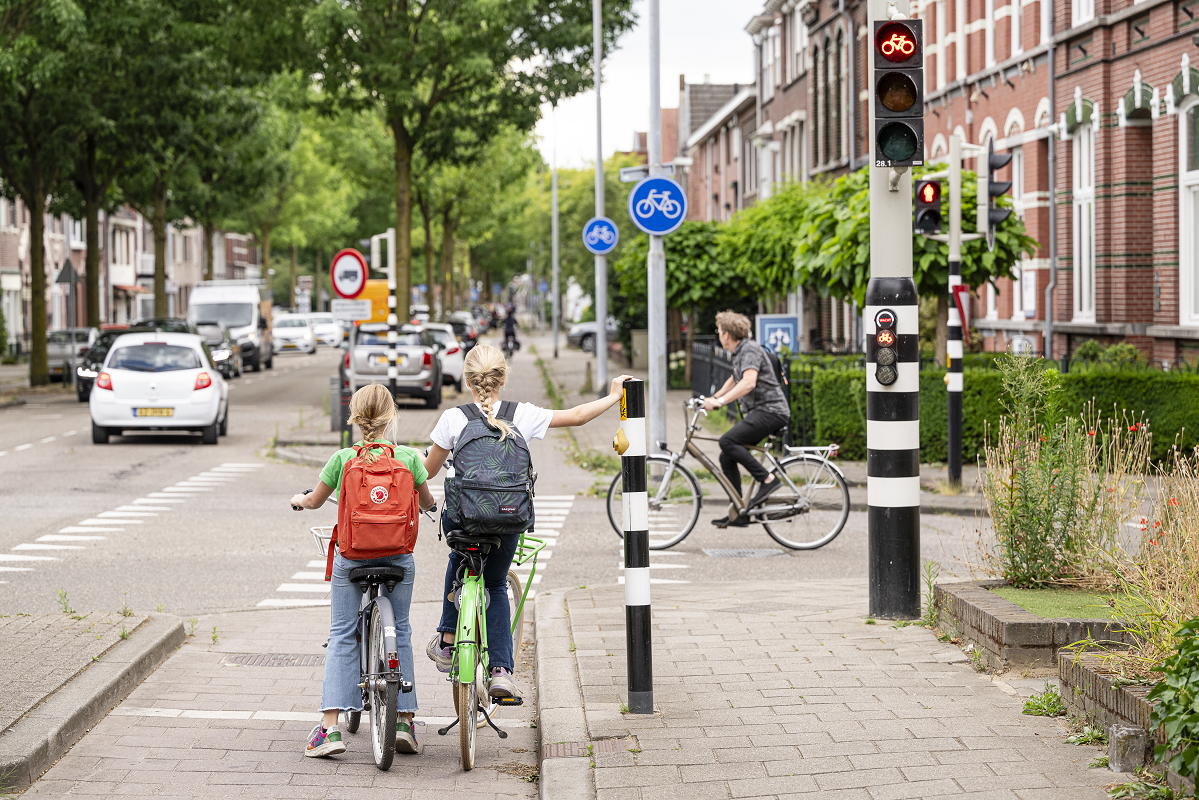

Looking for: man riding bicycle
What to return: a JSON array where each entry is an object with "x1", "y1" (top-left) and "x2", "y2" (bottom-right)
[
  {"x1": 702, "y1": 311, "x2": 792, "y2": 528},
  {"x1": 501, "y1": 310, "x2": 519, "y2": 352}
]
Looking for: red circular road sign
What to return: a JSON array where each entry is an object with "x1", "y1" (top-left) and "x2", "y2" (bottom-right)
[
  {"x1": 330, "y1": 248, "x2": 367, "y2": 299},
  {"x1": 876, "y1": 22, "x2": 918, "y2": 63}
]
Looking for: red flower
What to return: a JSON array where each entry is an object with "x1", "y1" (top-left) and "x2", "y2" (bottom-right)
[
  {"x1": 1150, "y1": 539, "x2": 1159, "y2": 546},
  {"x1": 1154, "y1": 521, "x2": 1161, "y2": 528},
  {"x1": 1089, "y1": 430, "x2": 1096, "y2": 436},
  {"x1": 1129, "y1": 424, "x2": 1139, "y2": 431},
  {"x1": 1169, "y1": 497, "x2": 1179, "y2": 507}
]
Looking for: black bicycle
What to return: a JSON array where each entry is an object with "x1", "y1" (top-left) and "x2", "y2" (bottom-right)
[{"x1": 297, "y1": 489, "x2": 415, "y2": 771}]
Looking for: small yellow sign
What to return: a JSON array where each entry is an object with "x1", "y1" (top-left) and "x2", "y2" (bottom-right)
[{"x1": 620, "y1": 391, "x2": 627, "y2": 421}]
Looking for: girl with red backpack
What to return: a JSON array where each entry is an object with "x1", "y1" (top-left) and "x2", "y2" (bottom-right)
[
  {"x1": 290, "y1": 383, "x2": 436, "y2": 758},
  {"x1": 421, "y1": 344, "x2": 630, "y2": 701}
]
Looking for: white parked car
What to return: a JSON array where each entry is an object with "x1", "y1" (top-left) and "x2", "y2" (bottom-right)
[
  {"x1": 307, "y1": 312, "x2": 340, "y2": 347},
  {"x1": 89, "y1": 332, "x2": 229, "y2": 445},
  {"x1": 425, "y1": 322, "x2": 465, "y2": 392},
  {"x1": 273, "y1": 314, "x2": 316, "y2": 354}
]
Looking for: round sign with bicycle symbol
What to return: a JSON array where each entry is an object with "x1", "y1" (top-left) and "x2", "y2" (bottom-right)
[
  {"x1": 582, "y1": 216, "x2": 620, "y2": 255},
  {"x1": 627, "y1": 175, "x2": 688, "y2": 236}
]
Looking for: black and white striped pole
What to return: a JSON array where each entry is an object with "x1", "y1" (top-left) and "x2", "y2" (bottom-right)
[
  {"x1": 614, "y1": 378, "x2": 652, "y2": 713},
  {"x1": 867, "y1": 0, "x2": 921, "y2": 619},
  {"x1": 386, "y1": 226, "x2": 398, "y2": 398},
  {"x1": 946, "y1": 134, "x2": 964, "y2": 488}
]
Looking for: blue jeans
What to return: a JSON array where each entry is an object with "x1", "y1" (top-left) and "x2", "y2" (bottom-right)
[
  {"x1": 436, "y1": 534, "x2": 520, "y2": 672},
  {"x1": 321, "y1": 551, "x2": 418, "y2": 715}
]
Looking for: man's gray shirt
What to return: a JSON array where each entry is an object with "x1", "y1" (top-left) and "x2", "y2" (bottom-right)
[{"x1": 730, "y1": 338, "x2": 791, "y2": 418}]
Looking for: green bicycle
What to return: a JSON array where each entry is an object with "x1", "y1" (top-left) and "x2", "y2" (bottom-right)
[{"x1": 436, "y1": 530, "x2": 544, "y2": 770}]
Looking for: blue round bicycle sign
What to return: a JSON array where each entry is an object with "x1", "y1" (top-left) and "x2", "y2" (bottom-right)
[
  {"x1": 627, "y1": 175, "x2": 687, "y2": 235},
  {"x1": 582, "y1": 216, "x2": 620, "y2": 255}
]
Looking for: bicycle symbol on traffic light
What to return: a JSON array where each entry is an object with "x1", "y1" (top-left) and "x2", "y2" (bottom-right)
[{"x1": 879, "y1": 32, "x2": 915, "y2": 59}]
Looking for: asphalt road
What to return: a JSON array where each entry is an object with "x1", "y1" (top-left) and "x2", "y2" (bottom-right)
[{"x1": 2, "y1": 335, "x2": 980, "y2": 621}]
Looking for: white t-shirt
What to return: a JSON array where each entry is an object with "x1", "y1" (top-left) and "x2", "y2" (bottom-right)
[{"x1": 430, "y1": 402, "x2": 554, "y2": 451}]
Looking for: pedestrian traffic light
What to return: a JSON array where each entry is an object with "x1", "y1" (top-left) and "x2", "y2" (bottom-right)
[
  {"x1": 914, "y1": 179, "x2": 942, "y2": 234},
  {"x1": 978, "y1": 138, "x2": 1012, "y2": 251},
  {"x1": 873, "y1": 309, "x2": 899, "y2": 386},
  {"x1": 873, "y1": 19, "x2": 924, "y2": 168}
]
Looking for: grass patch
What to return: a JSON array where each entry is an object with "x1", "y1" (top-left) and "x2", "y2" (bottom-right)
[
  {"x1": 568, "y1": 448, "x2": 621, "y2": 474},
  {"x1": 990, "y1": 586, "x2": 1117, "y2": 620}
]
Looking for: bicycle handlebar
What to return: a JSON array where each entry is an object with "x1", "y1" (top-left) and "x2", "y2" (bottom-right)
[{"x1": 292, "y1": 488, "x2": 337, "y2": 511}]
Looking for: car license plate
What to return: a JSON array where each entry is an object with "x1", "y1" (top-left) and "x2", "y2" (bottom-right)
[
  {"x1": 133, "y1": 408, "x2": 174, "y2": 418},
  {"x1": 373, "y1": 355, "x2": 405, "y2": 367}
]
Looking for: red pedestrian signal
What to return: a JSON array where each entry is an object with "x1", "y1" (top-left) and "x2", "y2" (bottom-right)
[
  {"x1": 914, "y1": 179, "x2": 943, "y2": 234},
  {"x1": 919, "y1": 182, "x2": 939, "y2": 204},
  {"x1": 873, "y1": 308, "x2": 899, "y2": 386}
]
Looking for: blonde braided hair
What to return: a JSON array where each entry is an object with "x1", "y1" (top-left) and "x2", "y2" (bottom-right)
[
  {"x1": 463, "y1": 344, "x2": 513, "y2": 440},
  {"x1": 347, "y1": 383, "x2": 397, "y2": 464}
]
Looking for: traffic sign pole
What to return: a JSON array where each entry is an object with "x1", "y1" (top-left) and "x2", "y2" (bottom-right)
[
  {"x1": 867, "y1": 0, "x2": 920, "y2": 620},
  {"x1": 552, "y1": 109, "x2": 561, "y2": 360},
  {"x1": 646, "y1": 0, "x2": 667, "y2": 459},
  {"x1": 594, "y1": 0, "x2": 608, "y2": 397},
  {"x1": 946, "y1": 134, "x2": 964, "y2": 488}
]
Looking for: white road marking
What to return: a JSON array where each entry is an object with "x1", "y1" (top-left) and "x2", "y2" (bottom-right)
[
  {"x1": 0, "y1": 554, "x2": 58, "y2": 562},
  {"x1": 276, "y1": 584, "x2": 331, "y2": 593},
  {"x1": 306, "y1": 560, "x2": 326, "y2": 569},
  {"x1": 62, "y1": 430, "x2": 77, "y2": 436},
  {"x1": 78, "y1": 518, "x2": 142, "y2": 525},
  {"x1": 161, "y1": 487, "x2": 211, "y2": 493},
  {"x1": 38, "y1": 535, "x2": 106, "y2": 542},
  {"x1": 13, "y1": 543, "x2": 84, "y2": 551},
  {"x1": 116, "y1": 505, "x2": 172, "y2": 512},
  {"x1": 15, "y1": 444, "x2": 32, "y2": 451},
  {"x1": 0, "y1": 567, "x2": 35, "y2": 572},
  {"x1": 31, "y1": 414, "x2": 63, "y2": 419},
  {"x1": 290, "y1": 572, "x2": 326, "y2": 580},
  {"x1": 257, "y1": 599, "x2": 331, "y2": 607},
  {"x1": 59, "y1": 526, "x2": 124, "y2": 533},
  {"x1": 0, "y1": 452, "x2": 8, "y2": 457},
  {"x1": 98, "y1": 510, "x2": 158, "y2": 517},
  {"x1": 536, "y1": 495, "x2": 576, "y2": 501},
  {"x1": 39, "y1": 436, "x2": 56, "y2": 443},
  {"x1": 142, "y1": 495, "x2": 188, "y2": 502}
]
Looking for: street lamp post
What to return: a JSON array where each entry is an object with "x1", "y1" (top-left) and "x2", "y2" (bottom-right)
[
  {"x1": 552, "y1": 108, "x2": 560, "y2": 359},
  {"x1": 646, "y1": 0, "x2": 667, "y2": 453},
  {"x1": 593, "y1": 0, "x2": 608, "y2": 396}
]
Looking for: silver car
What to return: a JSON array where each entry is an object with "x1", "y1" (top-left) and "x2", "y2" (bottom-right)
[
  {"x1": 348, "y1": 323, "x2": 442, "y2": 408},
  {"x1": 47, "y1": 328, "x2": 98, "y2": 381}
]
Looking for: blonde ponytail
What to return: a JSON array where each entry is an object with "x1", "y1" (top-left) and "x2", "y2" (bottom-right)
[
  {"x1": 463, "y1": 344, "x2": 513, "y2": 440},
  {"x1": 347, "y1": 383, "x2": 397, "y2": 464}
]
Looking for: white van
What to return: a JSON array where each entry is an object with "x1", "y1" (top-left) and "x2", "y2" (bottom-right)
[{"x1": 187, "y1": 281, "x2": 274, "y2": 372}]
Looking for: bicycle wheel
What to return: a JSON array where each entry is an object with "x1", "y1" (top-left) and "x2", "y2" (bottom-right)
[
  {"x1": 607, "y1": 455, "x2": 701, "y2": 549},
  {"x1": 346, "y1": 709, "x2": 361, "y2": 733},
  {"x1": 457, "y1": 673, "x2": 478, "y2": 769},
  {"x1": 761, "y1": 455, "x2": 851, "y2": 550},
  {"x1": 507, "y1": 570, "x2": 525, "y2": 660},
  {"x1": 367, "y1": 609, "x2": 397, "y2": 770}
]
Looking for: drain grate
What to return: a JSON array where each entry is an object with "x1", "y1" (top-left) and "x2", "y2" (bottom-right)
[
  {"x1": 223, "y1": 653, "x2": 326, "y2": 667},
  {"x1": 542, "y1": 738, "x2": 632, "y2": 759},
  {"x1": 703, "y1": 547, "x2": 785, "y2": 558}
]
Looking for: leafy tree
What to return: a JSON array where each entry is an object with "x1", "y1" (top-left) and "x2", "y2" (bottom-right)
[
  {"x1": 0, "y1": 0, "x2": 84, "y2": 384},
  {"x1": 717, "y1": 180, "x2": 820, "y2": 304},
  {"x1": 306, "y1": 0, "x2": 636, "y2": 317}
]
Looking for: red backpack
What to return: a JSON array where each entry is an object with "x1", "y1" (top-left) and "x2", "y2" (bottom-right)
[{"x1": 324, "y1": 443, "x2": 420, "y2": 581}]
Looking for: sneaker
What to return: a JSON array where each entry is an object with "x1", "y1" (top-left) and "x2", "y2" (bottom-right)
[
  {"x1": 426, "y1": 633, "x2": 453, "y2": 673},
  {"x1": 396, "y1": 718, "x2": 418, "y2": 753},
  {"x1": 488, "y1": 667, "x2": 521, "y2": 700},
  {"x1": 749, "y1": 477, "x2": 782, "y2": 507},
  {"x1": 711, "y1": 514, "x2": 750, "y2": 528},
  {"x1": 305, "y1": 724, "x2": 346, "y2": 758}
]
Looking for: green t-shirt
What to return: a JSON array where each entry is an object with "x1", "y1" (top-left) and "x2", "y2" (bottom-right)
[{"x1": 319, "y1": 440, "x2": 429, "y2": 497}]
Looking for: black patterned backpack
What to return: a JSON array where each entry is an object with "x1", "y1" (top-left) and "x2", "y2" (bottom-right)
[{"x1": 442, "y1": 401, "x2": 536, "y2": 536}]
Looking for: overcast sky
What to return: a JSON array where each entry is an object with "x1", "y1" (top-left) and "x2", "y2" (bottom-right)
[{"x1": 535, "y1": 0, "x2": 763, "y2": 169}]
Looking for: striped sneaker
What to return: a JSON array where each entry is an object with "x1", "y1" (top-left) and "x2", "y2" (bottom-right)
[
  {"x1": 305, "y1": 724, "x2": 346, "y2": 758},
  {"x1": 396, "y1": 719, "x2": 418, "y2": 753}
]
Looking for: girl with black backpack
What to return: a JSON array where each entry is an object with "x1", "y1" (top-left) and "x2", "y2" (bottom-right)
[{"x1": 421, "y1": 344, "x2": 629, "y2": 700}]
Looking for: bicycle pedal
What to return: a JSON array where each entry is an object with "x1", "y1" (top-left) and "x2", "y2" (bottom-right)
[{"x1": 494, "y1": 697, "x2": 523, "y2": 706}]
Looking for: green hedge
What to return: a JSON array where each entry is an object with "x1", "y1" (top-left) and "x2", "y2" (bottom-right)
[{"x1": 811, "y1": 369, "x2": 1199, "y2": 462}]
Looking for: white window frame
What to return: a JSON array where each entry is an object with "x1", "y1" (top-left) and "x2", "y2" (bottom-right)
[
  {"x1": 986, "y1": 282, "x2": 998, "y2": 318},
  {"x1": 772, "y1": 25, "x2": 782, "y2": 88},
  {"x1": 1011, "y1": 0, "x2": 1023, "y2": 56},
  {"x1": 985, "y1": 0, "x2": 996, "y2": 66},
  {"x1": 71, "y1": 218, "x2": 84, "y2": 246},
  {"x1": 1072, "y1": 124, "x2": 1096, "y2": 322},
  {"x1": 956, "y1": 0, "x2": 967, "y2": 79},
  {"x1": 794, "y1": 11, "x2": 808, "y2": 75},
  {"x1": 1179, "y1": 98, "x2": 1199, "y2": 326},
  {"x1": 1040, "y1": 0, "x2": 1050, "y2": 43},
  {"x1": 1072, "y1": 0, "x2": 1094, "y2": 27},
  {"x1": 936, "y1": 0, "x2": 947, "y2": 89},
  {"x1": 1010, "y1": 146, "x2": 1025, "y2": 319}
]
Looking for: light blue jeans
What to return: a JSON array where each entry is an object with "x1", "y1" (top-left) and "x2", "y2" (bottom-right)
[{"x1": 320, "y1": 551, "x2": 418, "y2": 715}]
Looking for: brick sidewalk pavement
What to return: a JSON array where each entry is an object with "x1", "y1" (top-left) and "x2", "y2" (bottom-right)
[
  {"x1": 25, "y1": 602, "x2": 538, "y2": 798},
  {"x1": 561, "y1": 581, "x2": 1122, "y2": 800}
]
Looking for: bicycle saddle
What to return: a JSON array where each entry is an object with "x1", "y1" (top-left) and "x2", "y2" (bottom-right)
[
  {"x1": 348, "y1": 566, "x2": 407, "y2": 590},
  {"x1": 444, "y1": 529, "x2": 504, "y2": 554}
]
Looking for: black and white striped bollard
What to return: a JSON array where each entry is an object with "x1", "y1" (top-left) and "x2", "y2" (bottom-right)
[
  {"x1": 947, "y1": 262, "x2": 963, "y2": 487},
  {"x1": 616, "y1": 378, "x2": 652, "y2": 713},
  {"x1": 386, "y1": 232, "x2": 399, "y2": 399},
  {"x1": 865, "y1": 279, "x2": 921, "y2": 619}
]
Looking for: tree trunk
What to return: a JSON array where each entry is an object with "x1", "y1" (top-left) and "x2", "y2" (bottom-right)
[
  {"x1": 84, "y1": 195, "x2": 101, "y2": 328},
  {"x1": 936, "y1": 294, "x2": 948, "y2": 368},
  {"x1": 153, "y1": 184, "x2": 168, "y2": 318},
  {"x1": 28, "y1": 185, "x2": 48, "y2": 386},
  {"x1": 421, "y1": 200, "x2": 434, "y2": 313},
  {"x1": 392, "y1": 120, "x2": 413, "y2": 320},
  {"x1": 260, "y1": 226, "x2": 273, "y2": 287},
  {"x1": 203, "y1": 221, "x2": 215, "y2": 281},
  {"x1": 289, "y1": 243, "x2": 298, "y2": 310},
  {"x1": 440, "y1": 209, "x2": 454, "y2": 317}
]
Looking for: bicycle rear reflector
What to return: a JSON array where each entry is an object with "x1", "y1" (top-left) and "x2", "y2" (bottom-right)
[{"x1": 874, "y1": 308, "x2": 899, "y2": 386}]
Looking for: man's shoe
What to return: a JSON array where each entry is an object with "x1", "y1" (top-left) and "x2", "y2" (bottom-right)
[
  {"x1": 749, "y1": 477, "x2": 782, "y2": 507},
  {"x1": 711, "y1": 514, "x2": 750, "y2": 528},
  {"x1": 305, "y1": 724, "x2": 346, "y2": 758},
  {"x1": 396, "y1": 719, "x2": 418, "y2": 753},
  {"x1": 488, "y1": 667, "x2": 522, "y2": 700},
  {"x1": 426, "y1": 633, "x2": 453, "y2": 673}
]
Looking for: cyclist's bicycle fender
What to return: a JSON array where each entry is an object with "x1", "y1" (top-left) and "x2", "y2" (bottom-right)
[
  {"x1": 368, "y1": 595, "x2": 403, "y2": 676},
  {"x1": 454, "y1": 579, "x2": 484, "y2": 686}
]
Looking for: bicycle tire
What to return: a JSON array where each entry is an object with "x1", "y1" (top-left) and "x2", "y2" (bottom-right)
[
  {"x1": 458, "y1": 673, "x2": 478, "y2": 769},
  {"x1": 346, "y1": 709, "x2": 361, "y2": 733},
  {"x1": 368, "y1": 610, "x2": 397, "y2": 770},
  {"x1": 761, "y1": 455, "x2": 851, "y2": 550},
  {"x1": 606, "y1": 455, "x2": 702, "y2": 549},
  {"x1": 507, "y1": 570, "x2": 525, "y2": 662}
]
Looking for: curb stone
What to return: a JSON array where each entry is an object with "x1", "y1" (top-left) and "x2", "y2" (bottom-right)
[
  {"x1": 272, "y1": 445, "x2": 326, "y2": 468},
  {"x1": 0, "y1": 613, "x2": 185, "y2": 793},
  {"x1": 534, "y1": 591, "x2": 595, "y2": 800}
]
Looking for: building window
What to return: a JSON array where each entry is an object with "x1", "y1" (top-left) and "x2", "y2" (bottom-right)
[
  {"x1": 794, "y1": 11, "x2": 809, "y2": 75},
  {"x1": 985, "y1": 0, "x2": 995, "y2": 66},
  {"x1": 1072, "y1": 0, "x2": 1094, "y2": 27},
  {"x1": 1072, "y1": 124, "x2": 1096, "y2": 321},
  {"x1": 936, "y1": 0, "x2": 947, "y2": 89},
  {"x1": 71, "y1": 218, "x2": 84, "y2": 246},
  {"x1": 834, "y1": 30, "x2": 844, "y2": 163},
  {"x1": 1180, "y1": 101, "x2": 1199, "y2": 325},
  {"x1": 772, "y1": 25, "x2": 782, "y2": 88},
  {"x1": 956, "y1": 0, "x2": 967, "y2": 79},
  {"x1": 822, "y1": 39, "x2": 831, "y2": 164},
  {"x1": 812, "y1": 44, "x2": 821, "y2": 165},
  {"x1": 1011, "y1": 0, "x2": 1023, "y2": 56},
  {"x1": 1041, "y1": 0, "x2": 1050, "y2": 43}
]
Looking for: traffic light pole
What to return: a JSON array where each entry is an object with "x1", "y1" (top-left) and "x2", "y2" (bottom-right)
[
  {"x1": 646, "y1": 0, "x2": 667, "y2": 454},
  {"x1": 593, "y1": 0, "x2": 608, "y2": 397},
  {"x1": 867, "y1": 0, "x2": 920, "y2": 620},
  {"x1": 946, "y1": 135, "x2": 964, "y2": 489}
]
